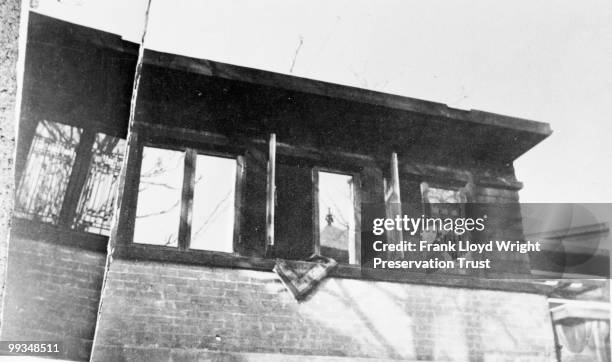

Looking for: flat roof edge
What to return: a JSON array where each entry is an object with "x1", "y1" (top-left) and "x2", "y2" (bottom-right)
[
  {"x1": 143, "y1": 49, "x2": 553, "y2": 137},
  {"x1": 28, "y1": 12, "x2": 553, "y2": 139}
]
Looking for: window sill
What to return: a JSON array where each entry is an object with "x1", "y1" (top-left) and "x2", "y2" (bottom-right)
[
  {"x1": 10, "y1": 217, "x2": 108, "y2": 252},
  {"x1": 113, "y1": 243, "x2": 552, "y2": 295}
]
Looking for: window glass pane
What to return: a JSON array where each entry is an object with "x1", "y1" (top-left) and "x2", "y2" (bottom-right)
[
  {"x1": 73, "y1": 134, "x2": 126, "y2": 235},
  {"x1": 424, "y1": 186, "x2": 463, "y2": 204},
  {"x1": 423, "y1": 186, "x2": 464, "y2": 217},
  {"x1": 15, "y1": 120, "x2": 81, "y2": 224},
  {"x1": 134, "y1": 146, "x2": 184, "y2": 247},
  {"x1": 190, "y1": 155, "x2": 236, "y2": 252},
  {"x1": 318, "y1": 171, "x2": 355, "y2": 264}
]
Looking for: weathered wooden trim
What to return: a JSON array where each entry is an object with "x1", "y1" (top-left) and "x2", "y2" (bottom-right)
[
  {"x1": 390, "y1": 153, "x2": 402, "y2": 203},
  {"x1": 179, "y1": 149, "x2": 196, "y2": 250},
  {"x1": 402, "y1": 163, "x2": 470, "y2": 184},
  {"x1": 385, "y1": 153, "x2": 404, "y2": 259},
  {"x1": 29, "y1": 12, "x2": 139, "y2": 56},
  {"x1": 58, "y1": 130, "x2": 96, "y2": 227},
  {"x1": 135, "y1": 121, "x2": 233, "y2": 148},
  {"x1": 312, "y1": 169, "x2": 320, "y2": 256},
  {"x1": 11, "y1": 217, "x2": 108, "y2": 253},
  {"x1": 234, "y1": 155, "x2": 246, "y2": 251},
  {"x1": 116, "y1": 133, "x2": 143, "y2": 248},
  {"x1": 402, "y1": 163, "x2": 524, "y2": 191},
  {"x1": 353, "y1": 175, "x2": 363, "y2": 266},
  {"x1": 142, "y1": 49, "x2": 552, "y2": 138},
  {"x1": 475, "y1": 178, "x2": 523, "y2": 191},
  {"x1": 135, "y1": 122, "x2": 380, "y2": 168},
  {"x1": 265, "y1": 134, "x2": 276, "y2": 248},
  {"x1": 113, "y1": 243, "x2": 552, "y2": 295},
  {"x1": 271, "y1": 141, "x2": 378, "y2": 167}
]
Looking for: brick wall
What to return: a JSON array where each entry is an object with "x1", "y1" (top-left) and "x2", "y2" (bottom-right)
[
  {"x1": 92, "y1": 259, "x2": 556, "y2": 361},
  {"x1": 1, "y1": 237, "x2": 106, "y2": 360}
]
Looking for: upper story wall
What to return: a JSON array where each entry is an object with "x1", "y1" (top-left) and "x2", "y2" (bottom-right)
[
  {"x1": 136, "y1": 50, "x2": 550, "y2": 172},
  {"x1": 12, "y1": 14, "x2": 553, "y2": 282},
  {"x1": 16, "y1": 13, "x2": 137, "y2": 183},
  {"x1": 124, "y1": 49, "x2": 549, "y2": 277}
]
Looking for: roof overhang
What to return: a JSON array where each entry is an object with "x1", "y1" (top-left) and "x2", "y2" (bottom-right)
[
  {"x1": 29, "y1": 12, "x2": 553, "y2": 163},
  {"x1": 141, "y1": 49, "x2": 552, "y2": 163}
]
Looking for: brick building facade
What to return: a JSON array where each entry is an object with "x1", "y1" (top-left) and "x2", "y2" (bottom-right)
[{"x1": 1, "y1": 12, "x2": 607, "y2": 362}]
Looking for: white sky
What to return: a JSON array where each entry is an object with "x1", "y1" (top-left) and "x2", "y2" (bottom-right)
[{"x1": 33, "y1": 0, "x2": 612, "y2": 203}]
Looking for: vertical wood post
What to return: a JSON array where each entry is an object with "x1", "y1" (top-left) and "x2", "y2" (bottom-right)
[
  {"x1": 178, "y1": 149, "x2": 196, "y2": 250},
  {"x1": 390, "y1": 152, "x2": 401, "y2": 204},
  {"x1": 386, "y1": 152, "x2": 404, "y2": 258},
  {"x1": 265, "y1": 134, "x2": 276, "y2": 249},
  {"x1": 58, "y1": 130, "x2": 96, "y2": 227}
]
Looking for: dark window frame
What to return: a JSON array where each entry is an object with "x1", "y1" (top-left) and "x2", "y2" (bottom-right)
[
  {"x1": 12, "y1": 119, "x2": 125, "y2": 251},
  {"x1": 110, "y1": 126, "x2": 549, "y2": 294},
  {"x1": 120, "y1": 127, "x2": 246, "y2": 257},
  {"x1": 118, "y1": 124, "x2": 371, "y2": 267},
  {"x1": 185, "y1": 148, "x2": 244, "y2": 252},
  {"x1": 312, "y1": 166, "x2": 362, "y2": 265}
]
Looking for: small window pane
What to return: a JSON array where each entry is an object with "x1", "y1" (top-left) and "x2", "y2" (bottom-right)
[
  {"x1": 190, "y1": 155, "x2": 236, "y2": 252},
  {"x1": 424, "y1": 186, "x2": 464, "y2": 204},
  {"x1": 15, "y1": 120, "x2": 81, "y2": 224},
  {"x1": 133, "y1": 147, "x2": 184, "y2": 247},
  {"x1": 423, "y1": 186, "x2": 464, "y2": 217},
  {"x1": 73, "y1": 134, "x2": 126, "y2": 235},
  {"x1": 318, "y1": 171, "x2": 356, "y2": 264}
]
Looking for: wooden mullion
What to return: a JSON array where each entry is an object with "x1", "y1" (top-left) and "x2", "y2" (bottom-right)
[
  {"x1": 389, "y1": 152, "x2": 403, "y2": 259},
  {"x1": 265, "y1": 134, "x2": 276, "y2": 253},
  {"x1": 420, "y1": 182, "x2": 433, "y2": 217},
  {"x1": 179, "y1": 148, "x2": 196, "y2": 250},
  {"x1": 312, "y1": 168, "x2": 320, "y2": 256},
  {"x1": 352, "y1": 172, "x2": 362, "y2": 265},
  {"x1": 117, "y1": 132, "x2": 143, "y2": 247},
  {"x1": 58, "y1": 129, "x2": 96, "y2": 227},
  {"x1": 233, "y1": 155, "x2": 245, "y2": 253}
]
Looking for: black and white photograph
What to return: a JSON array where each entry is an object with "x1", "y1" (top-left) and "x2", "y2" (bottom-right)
[{"x1": 0, "y1": 1, "x2": 610, "y2": 361}]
